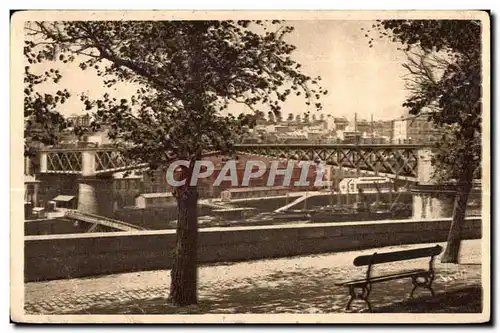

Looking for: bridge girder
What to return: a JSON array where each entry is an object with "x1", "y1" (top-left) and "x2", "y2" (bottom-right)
[
  {"x1": 234, "y1": 144, "x2": 421, "y2": 180},
  {"x1": 39, "y1": 144, "x2": 427, "y2": 181},
  {"x1": 41, "y1": 149, "x2": 146, "y2": 175}
]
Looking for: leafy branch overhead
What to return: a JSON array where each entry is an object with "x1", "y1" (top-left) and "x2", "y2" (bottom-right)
[
  {"x1": 23, "y1": 63, "x2": 70, "y2": 156},
  {"x1": 25, "y1": 20, "x2": 326, "y2": 165},
  {"x1": 367, "y1": 20, "x2": 482, "y2": 181}
]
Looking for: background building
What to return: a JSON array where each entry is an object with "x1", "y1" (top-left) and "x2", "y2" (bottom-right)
[
  {"x1": 68, "y1": 114, "x2": 91, "y2": 127},
  {"x1": 333, "y1": 117, "x2": 349, "y2": 131},
  {"x1": 392, "y1": 114, "x2": 440, "y2": 144}
]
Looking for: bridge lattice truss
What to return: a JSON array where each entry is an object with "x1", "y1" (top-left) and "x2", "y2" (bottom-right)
[
  {"x1": 234, "y1": 144, "x2": 420, "y2": 181},
  {"x1": 46, "y1": 151, "x2": 82, "y2": 173},
  {"x1": 94, "y1": 150, "x2": 137, "y2": 173},
  {"x1": 43, "y1": 149, "x2": 146, "y2": 174},
  {"x1": 41, "y1": 144, "x2": 423, "y2": 181}
]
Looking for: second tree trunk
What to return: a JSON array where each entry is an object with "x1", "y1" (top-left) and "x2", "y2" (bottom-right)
[{"x1": 168, "y1": 187, "x2": 199, "y2": 306}]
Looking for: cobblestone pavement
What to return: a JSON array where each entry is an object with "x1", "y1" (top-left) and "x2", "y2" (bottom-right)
[{"x1": 24, "y1": 240, "x2": 483, "y2": 314}]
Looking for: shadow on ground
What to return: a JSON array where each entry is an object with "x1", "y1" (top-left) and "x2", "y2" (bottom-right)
[
  {"x1": 372, "y1": 286, "x2": 482, "y2": 313},
  {"x1": 68, "y1": 269, "x2": 482, "y2": 315}
]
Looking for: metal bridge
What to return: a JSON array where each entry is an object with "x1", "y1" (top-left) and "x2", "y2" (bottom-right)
[
  {"x1": 234, "y1": 144, "x2": 427, "y2": 182},
  {"x1": 39, "y1": 144, "x2": 431, "y2": 182}
]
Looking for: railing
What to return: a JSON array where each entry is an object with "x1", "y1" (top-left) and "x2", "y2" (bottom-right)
[{"x1": 64, "y1": 210, "x2": 145, "y2": 231}]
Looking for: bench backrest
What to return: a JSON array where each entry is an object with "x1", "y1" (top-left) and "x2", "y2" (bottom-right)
[{"x1": 353, "y1": 245, "x2": 443, "y2": 267}]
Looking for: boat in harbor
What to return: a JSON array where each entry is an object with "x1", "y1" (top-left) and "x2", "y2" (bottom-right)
[
  {"x1": 308, "y1": 202, "x2": 412, "y2": 223},
  {"x1": 272, "y1": 209, "x2": 313, "y2": 222}
]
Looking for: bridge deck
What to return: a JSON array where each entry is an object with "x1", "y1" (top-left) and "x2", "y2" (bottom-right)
[{"x1": 38, "y1": 144, "x2": 429, "y2": 179}]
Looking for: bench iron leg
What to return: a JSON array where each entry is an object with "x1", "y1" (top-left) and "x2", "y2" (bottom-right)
[
  {"x1": 346, "y1": 286, "x2": 356, "y2": 310},
  {"x1": 410, "y1": 284, "x2": 418, "y2": 298},
  {"x1": 410, "y1": 273, "x2": 435, "y2": 298},
  {"x1": 346, "y1": 284, "x2": 372, "y2": 312},
  {"x1": 363, "y1": 284, "x2": 372, "y2": 312},
  {"x1": 365, "y1": 298, "x2": 373, "y2": 313}
]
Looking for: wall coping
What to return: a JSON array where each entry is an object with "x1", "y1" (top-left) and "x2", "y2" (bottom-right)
[{"x1": 25, "y1": 216, "x2": 482, "y2": 241}]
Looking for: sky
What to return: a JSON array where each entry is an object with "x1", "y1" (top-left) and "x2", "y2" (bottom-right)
[
  {"x1": 286, "y1": 20, "x2": 410, "y2": 121},
  {"x1": 30, "y1": 20, "x2": 410, "y2": 121}
]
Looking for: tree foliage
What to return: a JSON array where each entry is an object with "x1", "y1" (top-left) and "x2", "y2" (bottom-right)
[
  {"x1": 24, "y1": 41, "x2": 93, "y2": 157},
  {"x1": 25, "y1": 20, "x2": 325, "y2": 165},
  {"x1": 23, "y1": 64, "x2": 70, "y2": 157},
  {"x1": 369, "y1": 20, "x2": 482, "y2": 181}
]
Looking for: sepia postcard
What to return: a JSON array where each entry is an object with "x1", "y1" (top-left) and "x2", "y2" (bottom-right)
[{"x1": 10, "y1": 10, "x2": 491, "y2": 324}]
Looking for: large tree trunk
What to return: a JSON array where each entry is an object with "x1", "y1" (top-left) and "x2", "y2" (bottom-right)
[
  {"x1": 441, "y1": 165, "x2": 474, "y2": 263},
  {"x1": 168, "y1": 186, "x2": 199, "y2": 306}
]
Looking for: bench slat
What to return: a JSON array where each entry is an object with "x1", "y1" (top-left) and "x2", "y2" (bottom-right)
[
  {"x1": 353, "y1": 245, "x2": 443, "y2": 266},
  {"x1": 335, "y1": 269, "x2": 427, "y2": 286}
]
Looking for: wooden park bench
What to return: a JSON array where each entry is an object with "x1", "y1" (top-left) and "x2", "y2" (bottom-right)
[{"x1": 336, "y1": 244, "x2": 443, "y2": 312}]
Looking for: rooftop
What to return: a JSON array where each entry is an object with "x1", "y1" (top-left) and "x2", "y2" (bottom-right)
[{"x1": 52, "y1": 195, "x2": 76, "y2": 202}]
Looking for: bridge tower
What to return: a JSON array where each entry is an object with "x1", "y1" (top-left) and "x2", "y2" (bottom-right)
[
  {"x1": 39, "y1": 149, "x2": 129, "y2": 217},
  {"x1": 78, "y1": 151, "x2": 115, "y2": 216},
  {"x1": 412, "y1": 149, "x2": 454, "y2": 219}
]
